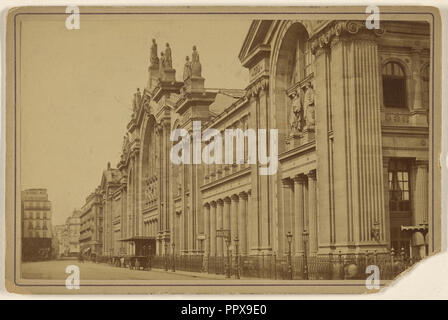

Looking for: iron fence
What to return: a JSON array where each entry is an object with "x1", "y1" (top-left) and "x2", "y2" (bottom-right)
[{"x1": 108, "y1": 248, "x2": 417, "y2": 280}]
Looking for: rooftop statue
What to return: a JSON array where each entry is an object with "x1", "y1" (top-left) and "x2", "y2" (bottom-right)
[
  {"x1": 191, "y1": 45, "x2": 202, "y2": 77},
  {"x1": 183, "y1": 56, "x2": 192, "y2": 81},
  {"x1": 150, "y1": 39, "x2": 159, "y2": 66},
  {"x1": 165, "y1": 43, "x2": 172, "y2": 69}
]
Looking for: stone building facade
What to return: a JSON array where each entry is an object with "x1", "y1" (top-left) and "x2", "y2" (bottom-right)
[
  {"x1": 84, "y1": 20, "x2": 435, "y2": 265},
  {"x1": 21, "y1": 189, "x2": 53, "y2": 261}
]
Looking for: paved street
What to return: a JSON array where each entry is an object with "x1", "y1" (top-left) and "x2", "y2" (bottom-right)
[{"x1": 21, "y1": 259, "x2": 223, "y2": 280}]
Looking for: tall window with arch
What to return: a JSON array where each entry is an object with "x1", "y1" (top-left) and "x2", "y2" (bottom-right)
[{"x1": 382, "y1": 61, "x2": 407, "y2": 108}]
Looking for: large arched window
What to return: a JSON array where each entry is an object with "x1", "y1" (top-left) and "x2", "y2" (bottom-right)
[{"x1": 382, "y1": 62, "x2": 407, "y2": 108}]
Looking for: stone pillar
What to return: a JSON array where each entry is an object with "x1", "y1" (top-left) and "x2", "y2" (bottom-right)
[
  {"x1": 412, "y1": 160, "x2": 429, "y2": 257},
  {"x1": 383, "y1": 158, "x2": 391, "y2": 245},
  {"x1": 281, "y1": 179, "x2": 293, "y2": 256},
  {"x1": 203, "y1": 203, "x2": 210, "y2": 270},
  {"x1": 238, "y1": 192, "x2": 248, "y2": 254},
  {"x1": 230, "y1": 195, "x2": 239, "y2": 242},
  {"x1": 210, "y1": 201, "x2": 217, "y2": 256},
  {"x1": 293, "y1": 175, "x2": 305, "y2": 254},
  {"x1": 216, "y1": 199, "x2": 224, "y2": 257},
  {"x1": 410, "y1": 49, "x2": 427, "y2": 126},
  {"x1": 223, "y1": 197, "x2": 231, "y2": 257},
  {"x1": 307, "y1": 170, "x2": 318, "y2": 255},
  {"x1": 327, "y1": 24, "x2": 385, "y2": 248}
]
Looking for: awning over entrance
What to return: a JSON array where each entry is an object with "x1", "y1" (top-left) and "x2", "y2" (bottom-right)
[
  {"x1": 119, "y1": 236, "x2": 156, "y2": 256},
  {"x1": 401, "y1": 224, "x2": 428, "y2": 234}
]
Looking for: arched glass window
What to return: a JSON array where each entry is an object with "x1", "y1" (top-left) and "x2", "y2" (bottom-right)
[{"x1": 382, "y1": 62, "x2": 407, "y2": 108}]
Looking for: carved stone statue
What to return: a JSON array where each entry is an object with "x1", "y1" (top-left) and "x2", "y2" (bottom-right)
[
  {"x1": 133, "y1": 88, "x2": 142, "y2": 111},
  {"x1": 183, "y1": 55, "x2": 192, "y2": 81},
  {"x1": 303, "y1": 82, "x2": 315, "y2": 130},
  {"x1": 159, "y1": 52, "x2": 165, "y2": 77},
  {"x1": 164, "y1": 43, "x2": 172, "y2": 69},
  {"x1": 191, "y1": 45, "x2": 202, "y2": 77},
  {"x1": 289, "y1": 89, "x2": 303, "y2": 135},
  {"x1": 150, "y1": 39, "x2": 159, "y2": 66}
]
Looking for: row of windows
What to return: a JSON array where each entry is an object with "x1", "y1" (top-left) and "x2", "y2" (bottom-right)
[{"x1": 23, "y1": 211, "x2": 50, "y2": 219}]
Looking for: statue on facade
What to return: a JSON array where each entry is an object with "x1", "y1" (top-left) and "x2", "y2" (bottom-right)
[
  {"x1": 164, "y1": 43, "x2": 172, "y2": 69},
  {"x1": 289, "y1": 89, "x2": 303, "y2": 135},
  {"x1": 191, "y1": 45, "x2": 202, "y2": 77},
  {"x1": 183, "y1": 55, "x2": 192, "y2": 81},
  {"x1": 133, "y1": 88, "x2": 142, "y2": 111},
  {"x1": 150, "y1": 39, "x2": 159, "y2": 66},
  {"x1": 303, "y1": 81, "x2": 315, "y2": 130},
  {"x1": 159, "y1": 52, "x2": 166, "y2": 77}
]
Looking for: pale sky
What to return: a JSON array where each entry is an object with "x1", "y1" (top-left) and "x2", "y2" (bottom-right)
[{"x1": 20, "y1": 16, "x2": 251, "y2": 225}]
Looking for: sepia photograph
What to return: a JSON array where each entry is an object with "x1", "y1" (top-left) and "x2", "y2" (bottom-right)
[{"x1": 4, "y1": 6, "x2": 442, "y2": 294}]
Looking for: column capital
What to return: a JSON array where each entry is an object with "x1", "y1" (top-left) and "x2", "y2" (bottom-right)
[
  {"x1": 210, "y1": 201, "x2": 217, "y2": 207},
  {"x1": 238, "y1": 192, "x2": 248, "y2": 200},
  {"x1": 231, "y1": 194, "x2": 239, "y2": 201},
  {"x1": 281, "y1": 178, "x2": 293, "y2": 187},
  {"x1": 224, "y1": 197, "x2": 231, "y2": 204},
  {"x1": 217, "y1": 199, "x2": 224, "y2": 205},
  {"x1": 414, "y1": 159, "x2": 429, "y2": 168},
  {"x1": 293, "y1": 174, "x2": 307, "y2": 184},
  {"x1": 203, "y1": 202, "x2": 210, "y2": 209},
  {"x1": 307, "y1": 169, "x2": 317, "y2": 180}
]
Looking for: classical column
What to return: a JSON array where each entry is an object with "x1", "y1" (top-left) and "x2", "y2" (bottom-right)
[
  {"x1": 307, "y1": 170, "x2": 318, "y2": 255},
  {"x1": 203, "y1": 203, "x2": 210, "y2": 270},
  {"x1": 383, "y1": 158, "x2": 390, "y2": 245},
  {"x1": 203, "y1": 203, "x2": 210, "y2": 255},
  {"x1": 230, "y1": 195, "x2": 239, "y2": 242},
  {"x1": 216, "y1": 199, "x2": 224, "y2": 257},
  {"x1": 293, "y1": 175, "x2": 305, "y2": 254},
  {"x1": 223, "y1": 197, "x2": 231, "y2": 257},
  {"x1": 281, "y1": 178, "x2": 293, "y2": 256},
  {"x1": 210, "y1": 201, "x2": 217, "y2": 256},
  {"x1": 412, "y1": 160, "x2": 429, "y2": 257},
  {"x1": 238, "y1": 192, "x2": 248, "y2": 254}
]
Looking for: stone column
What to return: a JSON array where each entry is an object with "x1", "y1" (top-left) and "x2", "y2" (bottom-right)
[
  {"x1": 281, "y1": 178, "x2": 293, "y2": 256},
  {"x1": 210, "y1": 201, "x2": 217, "y2": 257},
  {"x1": 307, "y1": 170, "x2": 318, "y2": 255},
  {"x1": 223, "y1": 197, "x2": 231, "y2": 257},
  {"x1": 293, "y1": 175, "x2": 305, "y2": 254},
  {"x1": 412, "y1": 160, "x2": 429, "y2": 257},
  {"x1": 203, "y1": 203, "x2": 210, "y2": 270},
  {"x1": 238, "y1": 192, "x2": 248, "y2": 254},
  {"x1": 216, "y1": 199, "x2": 224, "y2": 257},
  {"x1": 382, "y1": 158, "x2": 390, "y2": 245},
  {"x1": 230, "y1": 195, "x2": 239, "y2": 241},
  {"x1": 328, "y1": 25, "x2": 385, "y2": 247}
]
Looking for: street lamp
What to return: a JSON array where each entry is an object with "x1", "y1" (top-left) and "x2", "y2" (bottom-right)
[
  {"x1": 234, "y1": 236, "x2": 240, "y2": 279},
  {"x1": 217, "y1": 229, "x2": 231, "y2": 279},
  {"x1": 302, "y1": 229, "x2": 309, "y2": 280},
  {"x1": 286, "y1": 231, "x2": 293, "y2": 280},
  {"x1": 172, "y1": 242, "x2": 176, "y2": 272},
  {"x1": 147, "y1": 244, "x2": 152, "y2": 270},
  {"x1": 164, "y1": 241, "x2": 169, "y2": 271}
]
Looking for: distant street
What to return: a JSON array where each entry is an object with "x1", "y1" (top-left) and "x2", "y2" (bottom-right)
[{"x1": 21, "y1": 259, "x2": 223, "y2": 280}]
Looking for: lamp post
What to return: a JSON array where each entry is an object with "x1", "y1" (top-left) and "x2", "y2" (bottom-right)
[
  {"x1": 286, "y1": 231, "x2": 293, "y2": 280},
  {"x1": 164, "y1": 241, "x2": 169, "y2": 271},
  {"x1": 225, "y1": 237, "x2": 231, "y2": 279},
  {"x1": 217, "y1": 229, "x2": 231, "y2": 279},
  {"x1": 234, "y1": 236, "x2": 240, "y2": 279},
  {"x1": 147, "y1": 244, "x2": 152, "y2": 270},
  {"x1": 172, "y1": 242, "x2": 176, "y2": 272},
  {"x1": 302, "y1": 229, "x2": 309, "y2": 280}
]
